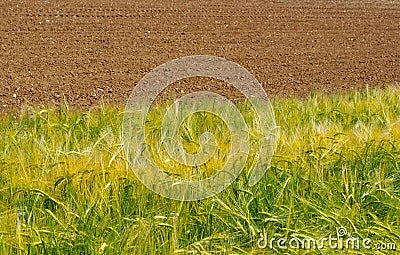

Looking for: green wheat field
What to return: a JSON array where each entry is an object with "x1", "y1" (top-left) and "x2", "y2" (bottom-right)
[{"x1": 1, "y1": 86, "x2": 399, "y2": 254}]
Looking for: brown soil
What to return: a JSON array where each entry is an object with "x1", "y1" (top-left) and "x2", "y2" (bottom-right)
[{"x1": 1, "y1": 0, "x2": 399, "y2": 113}]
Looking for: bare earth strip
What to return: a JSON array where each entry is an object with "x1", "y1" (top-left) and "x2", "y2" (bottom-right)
[{"x1": 0, "y1": 0, "x2": 399, "y2": 113}]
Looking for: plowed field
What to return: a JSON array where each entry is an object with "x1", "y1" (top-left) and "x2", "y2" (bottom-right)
[{"x1": 1, "y1": 0, "x2": 399, "y2": 113}]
